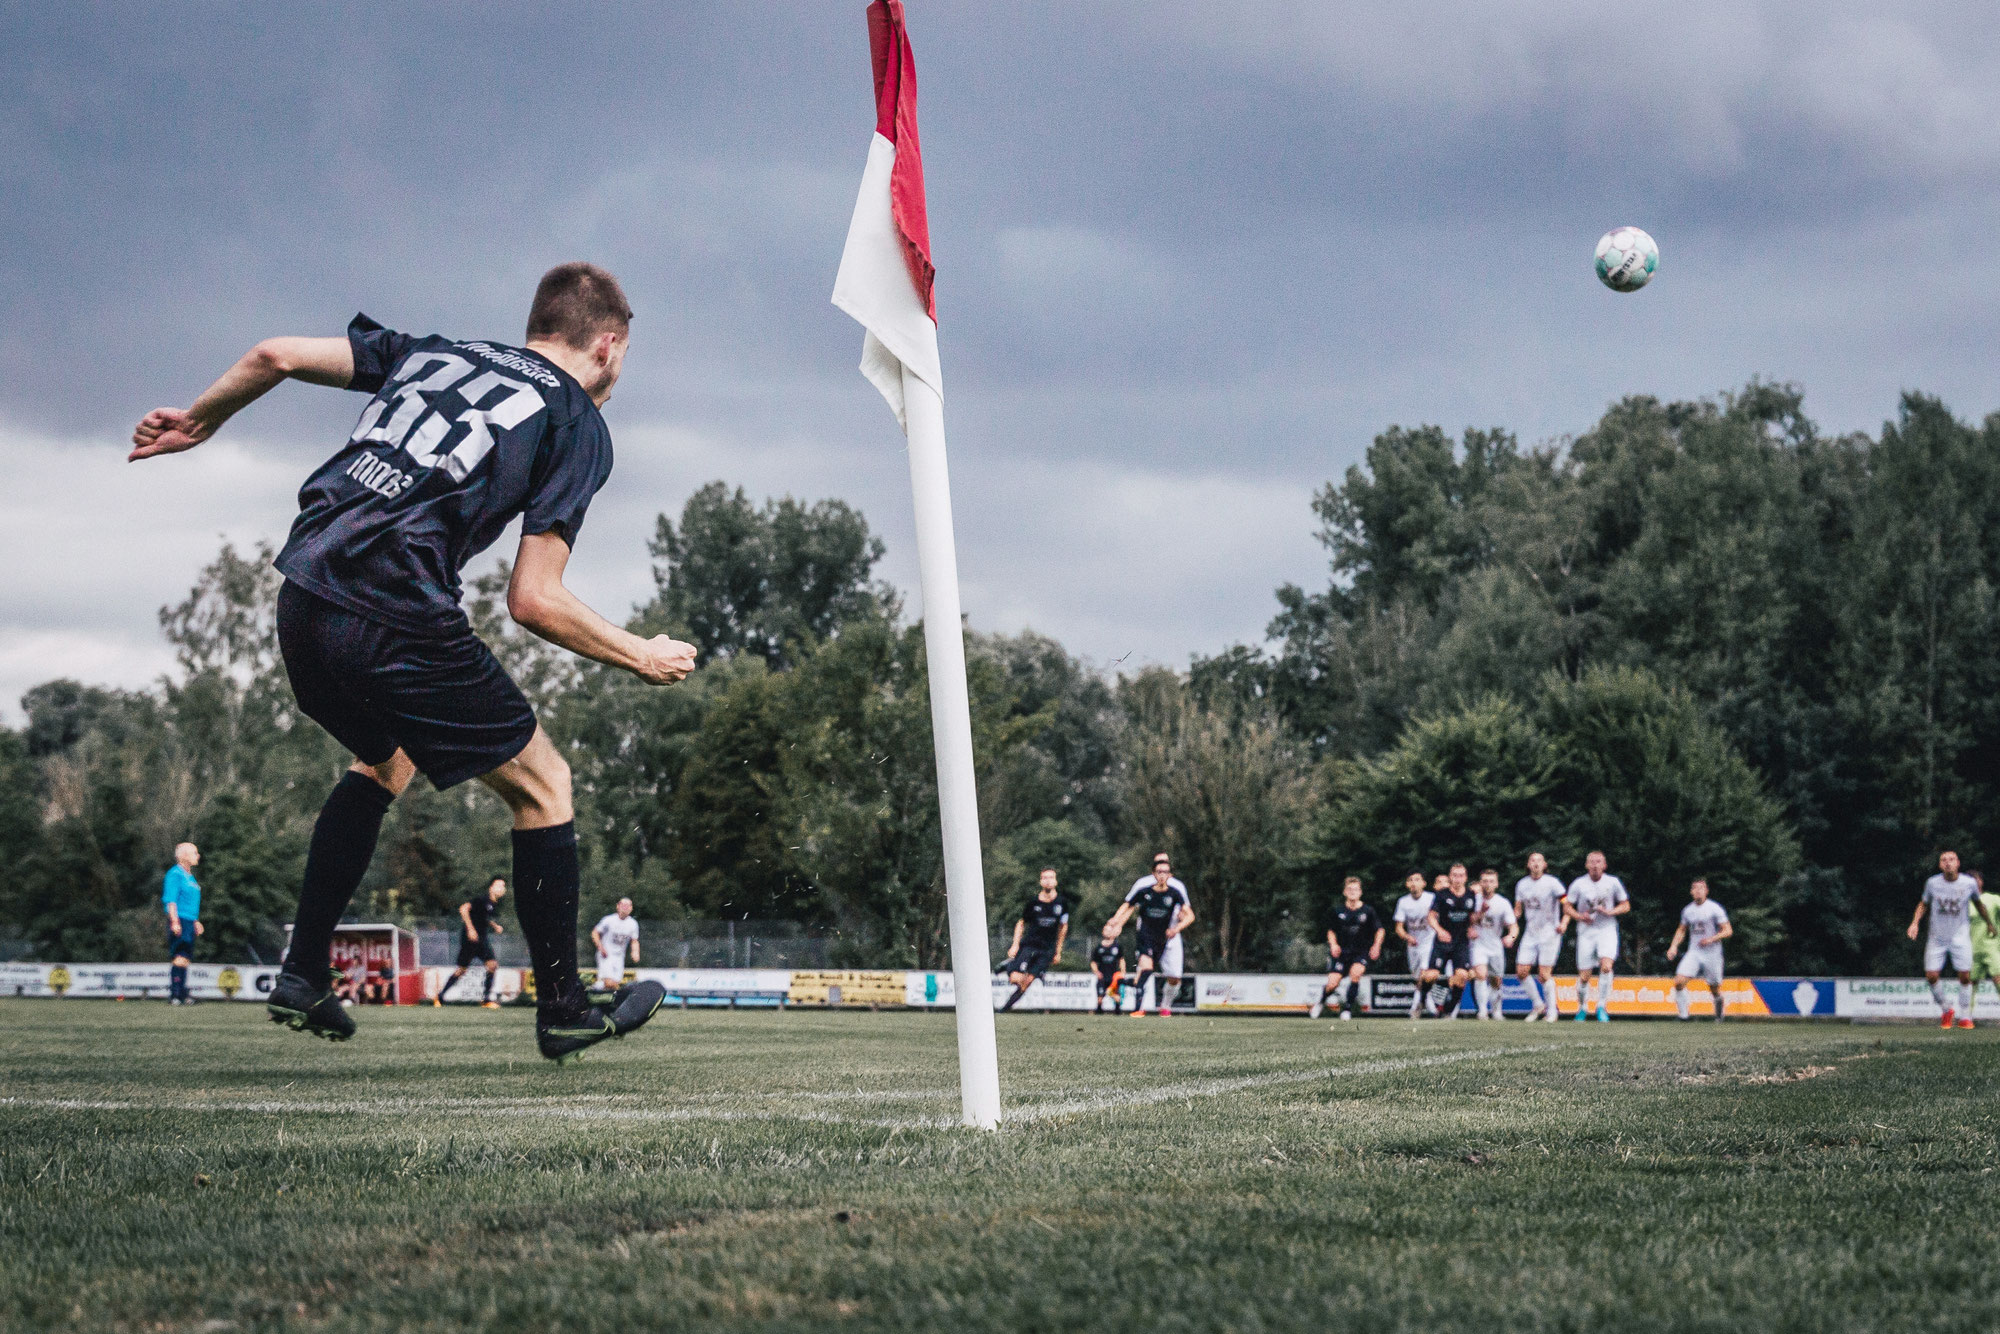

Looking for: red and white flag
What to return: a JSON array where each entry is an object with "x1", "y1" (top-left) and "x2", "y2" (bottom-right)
[{"x1": 832, "y1": 0, "x2": 941, "y2": 429}]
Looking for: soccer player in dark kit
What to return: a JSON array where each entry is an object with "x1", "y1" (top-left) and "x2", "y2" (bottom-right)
[
  {"x1": 436, "y1": 877, "x2": 507, "y2": 1008},
  {"x1": 1090, "y1": 929, "x2": 1126, "y2": 1013},
  {"x1": 1427, "y1": 864, "x2": 1480, "y2": 1019},
  {"x1": 129, "y1": 264, "x2": 693, "y2": 1062},
  {"x1": 1311, "y1": 876, "x2": 1383, "y2": 1020},
  {"x1": 1000, "y1": 870, "x2": 1070, "y2": 1012}
]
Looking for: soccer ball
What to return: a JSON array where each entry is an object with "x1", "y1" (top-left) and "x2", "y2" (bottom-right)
[{"x1": 1594, "y1": 226, "x2": 1657, "y2": 292}]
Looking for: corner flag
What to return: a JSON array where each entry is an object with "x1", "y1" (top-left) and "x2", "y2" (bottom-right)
[{"x1": 831, "y1": 0, "x2": 1001, "y2": 1130}]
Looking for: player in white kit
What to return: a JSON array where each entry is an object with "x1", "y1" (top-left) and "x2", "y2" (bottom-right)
[
  {"x1": 1471, "y1": 868, "x2": 1516, "y2": 1019},
  {"x1": 1666, "y1": 878, "x2": 1732, "y2": 1021},
  {"x1": 1907, "y1": 850, "x2": 1998, "y2": 1029},
  {"x1": 1391, "y1": 872, "x2": 1437, "y2": 1019},
  {"x1": 1564, "y1": 851, "x2": 1629, "y2": 1023},
  {"x1": 1513, "y1": 852, "x2": 1567, "y2": 1022},
  {"x1": 590, "y1": 898, "x2": 641, "y2": 994}
]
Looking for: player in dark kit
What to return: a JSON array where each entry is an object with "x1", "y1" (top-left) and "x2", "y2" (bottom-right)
[
  {"x1": 1001, "y1": 870, "x2": 1070, "y2": 1011},
  {"x1": 130, "y1": 264, "x2": 692, "y2": 1063},
  {"x1": 1427, "y1": 863, "x2": 1480, "y2": 1019},
  {"x1": 1312, "y1": 876, "x2": 1383, "y2": 1020},
  {"x1": 1106, "y1": 857, "x2": 1195, "y2": 1017},
  {"x1": 436, "y1": 877, "x2": 507, "y2": 1007},
  {"x1": 1089, "y1": 931, "x2": 1126, "y2": 1013}
]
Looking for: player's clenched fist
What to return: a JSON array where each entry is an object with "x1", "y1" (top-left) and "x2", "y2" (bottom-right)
[
  {"x1": 636, "y1": 635, "x2": 697, "y2": 685},
  {"x1": 129, "y1": 407, "x2": 213, "y2": 460}
]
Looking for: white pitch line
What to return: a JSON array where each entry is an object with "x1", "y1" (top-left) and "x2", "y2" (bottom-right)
[
  {"x1": 1000, "y1": 1043, "x2": 1565, "y2": 1124},
  {"x1": 0, "y1": 1044, "x2": 1561, "y2": 1131}
]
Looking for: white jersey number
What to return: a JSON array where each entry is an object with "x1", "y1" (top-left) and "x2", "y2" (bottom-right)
[{"x1": 349, "y1": 353, "x2": 545, "y2": 484}]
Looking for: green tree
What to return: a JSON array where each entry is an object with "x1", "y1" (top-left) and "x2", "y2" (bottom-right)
[
  {"x1": 639, "y1": 482, "x2": 898, "y2": 668},
  {"x1": 1119, "y1": 670, "x2": 1317, "y2": 970}
]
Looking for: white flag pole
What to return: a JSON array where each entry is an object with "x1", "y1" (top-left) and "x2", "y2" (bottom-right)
[{"x1": 900, "y1": 364, "x2": 1002, "y2": 1130}]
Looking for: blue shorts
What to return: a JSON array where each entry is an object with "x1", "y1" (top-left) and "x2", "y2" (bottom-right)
[
  {"x1": 166, "y1": 924, "x2": 198, "y2": 958},
  {"x1": 277, "y1": 581, "x2": 538, "y2": 790}
]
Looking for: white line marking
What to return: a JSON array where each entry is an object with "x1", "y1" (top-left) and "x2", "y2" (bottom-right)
[
  {"x1": 1000, "y1": 1043, "x2": 1564, "y2": 1124},
  {"x1": 0, "y1": 1044, "x2": 1562, "y2": 1131}
]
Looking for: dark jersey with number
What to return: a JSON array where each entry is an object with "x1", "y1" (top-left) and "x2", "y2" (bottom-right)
[
  {"x1": 464, "y1": 894, "x2": 499, "y2": 941},
  {"x1": 1433, "y1": 889, "x2": 1478, "y2": 938},
  {"x1": 1090, "y1": 940, "x2": 1123, "y2": 975},
  {"x1": 1019, "y1": 896, "x2": 1069, "y2": 949},
  {"x1": 1126, "y1": 883, "x2": 1189, "y2": 936},
  {"x1": 275, "y1": 315, "x2": 614, "y2": 636},
  {"x1": 1329, "y1": 903, "x2": 1382, "y2": 957}
]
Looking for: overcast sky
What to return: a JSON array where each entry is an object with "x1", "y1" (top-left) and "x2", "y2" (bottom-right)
[{"x1": 8, "y1": 2, "x2": 2000, "y2": 721}]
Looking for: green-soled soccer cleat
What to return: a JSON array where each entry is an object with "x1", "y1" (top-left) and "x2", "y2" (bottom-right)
[{"x1": 267, "y1": 969, "x2": 356, "y2": 1041}]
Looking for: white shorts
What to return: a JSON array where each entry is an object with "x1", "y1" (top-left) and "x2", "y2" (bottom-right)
[
  {"x1": 1517, "y1": 932, "x2": 1562, "y2": 969},
  {"x1": 1674, "y1": 946, "x2": 1724, "y2": 986},
  {"x1": 595, "y1": 956, "x2": 625, "y2": 987},
  {"x1": 1925, "y1": 930, "x2": 1974, "y2": 974},
  {"x1": 1472, "y1": 939, "x2": 1507, "y2": 972},
  {"x1": 1406, "y1": 941, "x2": 1435, "y2": 975},
  {"x1": 1576, "y1": 924, "x2": 1619, "y2": 969},
  {"x1": 1156, "y1": 934, "x2": 1185, "y2": 977}
]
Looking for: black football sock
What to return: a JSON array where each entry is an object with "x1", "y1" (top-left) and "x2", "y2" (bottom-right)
[
  {"x1": 170, "y1": 964, "x2": 186, "y2": 1000},
  {"x1": 288, "y1": 771, "x2": 395, "y2": 989},
  {"x1": 1445, "y1": 983, "x2": 1465, "y2": 1014},
  {"x1": 1002, "y1": 983, "x2": 1027, "y2": 1011},
  {"x1": 438, "y1": 970, "x2": 461, "y2": 1000},
  {"x1": 482, "y1": 969, "x2": 496, "y2": 1001},
  {"x1": 513, "y1": 822, "x2": 584, "y2": 1016}
]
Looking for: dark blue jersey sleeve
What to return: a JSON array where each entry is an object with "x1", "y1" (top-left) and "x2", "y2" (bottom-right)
[
  {"x1": 345, "y1": 314, "x2": 420, "y2": 396},
  {"x1": 521, "y1": 408, "x2": 614, "y2": 548}
]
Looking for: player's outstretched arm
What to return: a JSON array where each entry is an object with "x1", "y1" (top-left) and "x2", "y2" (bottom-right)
[
  {"x1": 129, "y1": 336, "x2": 354, "y2": 461},
  {"x1": 1907, "y1": 902, "x2": 1926, "y2": 941},
  {"x1": 509, "y1": 532, "x2": 697, "y2": 682},
  {"x1": 1104, "y1": 905, "x2": 1134, "y2": 934}
]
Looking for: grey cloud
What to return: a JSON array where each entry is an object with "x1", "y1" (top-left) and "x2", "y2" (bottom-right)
[{"x1": 8, "y1": 2, "x2": 2000, "y2": 722}]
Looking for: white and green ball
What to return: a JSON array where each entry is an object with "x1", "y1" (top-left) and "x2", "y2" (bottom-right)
[{"x1": 1594, "y1": 226, "x2": 1658, "y2": 292}]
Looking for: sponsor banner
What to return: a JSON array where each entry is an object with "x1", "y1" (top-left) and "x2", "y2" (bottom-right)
[
  {"x1": 1197, "y1": 974, "x2": 1324, "y2": 1011},
  {"x1": 1836, "y1": 977, "x2": 2000, "y2": 1020},
  {"x1": 1545, "y1": 976, "x2": 1771, "y2": 1017},
  {"x1": 905, "y1": 971, "x2": 1107, "y2": 1011},
  {"x1": 0, "y1": 962, "x2": 281, "y2": 1001},
  {"x1": 422, "y1": 966, "x2": 529, "y2": 1004},
  {"x1": 633, "y1": 968, "x2": 791, "y2": 1007},
  {"x1": 789, "y1": 969, "x2": 908, "y2": 1007},
  {"x1": 1752, "y1": 978, "x2": 1837, "y2": 1016}
]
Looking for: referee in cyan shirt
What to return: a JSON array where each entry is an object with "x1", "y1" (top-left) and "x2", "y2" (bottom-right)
[{"x1": 161, "y1": 842, "x2": 203, "y2": 1005}]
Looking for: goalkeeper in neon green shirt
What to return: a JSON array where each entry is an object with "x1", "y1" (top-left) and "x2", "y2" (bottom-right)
[{"x1": 1973, "y1": 871, "x2": 2000, "y2": 1007}]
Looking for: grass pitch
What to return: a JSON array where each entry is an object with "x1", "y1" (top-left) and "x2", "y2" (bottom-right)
[{"x1": 3, "y1": 1002, "x2": 1997, "y2": 1333}]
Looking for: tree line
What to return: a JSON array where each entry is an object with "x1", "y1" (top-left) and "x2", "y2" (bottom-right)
[{"x1": 2, "y1": 384, "x2": 1989, "y2": 976}]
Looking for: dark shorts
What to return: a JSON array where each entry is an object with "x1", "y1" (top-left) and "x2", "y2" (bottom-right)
[
  {"x1": 1433, "y1": 936, "x2": 1474, "y2": 973},
  {"x1": 1013, "y1": 946, "x2": 1055, "y2": 979},
  {"x1": 1095, "y1": 969, "x2": 1123, "y2": 993},
  {"x1": 456, "y1": 935, "x2": 496, "y2": 968},
  {"x1": 1327, "y1": 950, "x2": 1368, "y2": 976},
  {"x1": 166, "y1": 924, "x2": 198, "y2": 958},
  {"x1": 277, "y1": 581, "x2": 538, "y2": 790},
  {"x1": 1135, "y1": 930, "x2": 1169, "y2": 965}
]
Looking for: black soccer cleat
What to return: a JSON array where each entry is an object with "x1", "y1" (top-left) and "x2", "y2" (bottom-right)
[
  {"x1": 609, "y1": 980, "x2": 666, "y2": 1037},
  {"x1": 536, "y1": 1005, "x2": 618, "y2": 1064},
  {"x1": 267, "y1": 970, "x2": 356, "y2": 1041}
]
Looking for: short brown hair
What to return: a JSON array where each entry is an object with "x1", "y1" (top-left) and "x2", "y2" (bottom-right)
[{"x1": 526, "y1": 262, "x2": 632, "y2": 349}]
